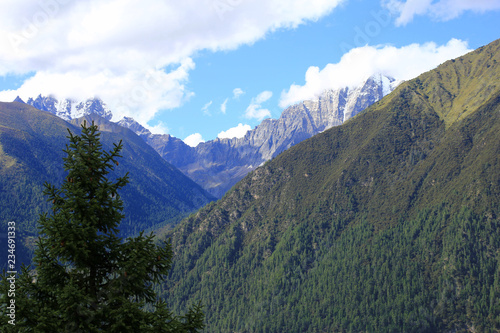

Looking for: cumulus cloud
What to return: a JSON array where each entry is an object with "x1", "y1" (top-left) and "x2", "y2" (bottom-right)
[
  {"x1": 0, "y1": 58, "x2": 195, "y2": 127},
  {"x1": 0, "y1": 0, "x2": 342, "y2": 132},
  {"x1": 217, "y1": 123, "x2": 252, "y2": 139},
  {"x1": 384, "y1": 0, "x2": 500, "y2": 26},
  {"x1": 279, "y1": 39, "x2": 471, "y2": 108},
  {"x1": 245, "y1": 91, "x2": 273, "y2": 120},
  {"x1": 184, "y1": 133, "x2": 205, "y2": 147},
  {"x1": 233, "y1": 88, "x2": 244, "y2": 99}
]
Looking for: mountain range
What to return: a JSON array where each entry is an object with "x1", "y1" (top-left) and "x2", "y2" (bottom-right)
[
  {"x1": 158, "y1": 39, "x2": 500, "y2": 332},
  {"x1": 19, "y1": 74, "x2": 399, "y2": 198},
  {"x1": 2, "y1": 34, "x2": 500, "y2": 332},
  {"x1": 120, "y1": 74, "x2": 399, "y2": 197},
  {"x1": 8, "y1": 38, "x2": 500, "y2": 331},
  {"x1": 122, "y1": 73, "x2": 400, "y2": 197}
]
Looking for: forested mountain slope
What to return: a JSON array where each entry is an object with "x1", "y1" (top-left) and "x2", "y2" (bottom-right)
[
  {"x1": 0, "y1": 103, "x2": 214, "y2": 268},
  {"x1": 160, "y1": 39, "x2": 500, "y2": 332}
]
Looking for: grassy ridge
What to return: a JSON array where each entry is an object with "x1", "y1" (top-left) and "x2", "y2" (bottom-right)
[{"x1": 160, "y1": 39, "x2": 500, "y2": 332}]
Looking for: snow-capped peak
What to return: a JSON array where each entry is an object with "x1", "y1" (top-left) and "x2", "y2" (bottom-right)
[{"x1": 21, "y1": 95, "x2": 113, "y2": 121}]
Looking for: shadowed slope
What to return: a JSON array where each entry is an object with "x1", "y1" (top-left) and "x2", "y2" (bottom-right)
[{"x1": 0, "y1": 103, "x2": 214, "y2": 268}]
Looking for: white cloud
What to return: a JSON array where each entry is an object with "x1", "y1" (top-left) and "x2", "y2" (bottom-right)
[
  {"x1": 233, "y1": 88, "x2": 244, "y2": 99},
  {"x1": 221, "y1": 98, "x2": 228, "y2": 114},
  {"x1": 255, "y1": 90, "x2": 273, "y2": 104},
  {"x1": 245, "y1": 91, "x2": 273, "y2": 120},
  {"x1": 279, "y1": 39, "x2": 472, "y2": 108},
  {"x1": 184, "y1": 133, "x2": 205, "y2": 147},
  {"x1": 0, "y1": 0, "x2": 342, "y2": 128},
  {"x1": 146, "y1": 121, "x2": 170, "y2": 135},
  {"x1": 384, "y1": 0, "x2": 500, "y2": 26},
  {"x1": 217, "y1": 123, "x2": 252, "y2": 139},
  {"x1": 0, "y1": 58, "x2": 195, "y2": 129},
  {"x1": 246, "y1": 107, "x2": 272, "y2": 121},
  {"x1": 202, "y1": 100, "x2": 213, "y2": 115}
]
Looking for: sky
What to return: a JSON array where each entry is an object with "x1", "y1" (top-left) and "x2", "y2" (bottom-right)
[{"x1": 0, "y1": 0, "x2": 499, "y2": 147}]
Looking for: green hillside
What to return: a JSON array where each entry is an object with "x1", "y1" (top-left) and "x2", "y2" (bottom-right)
[
  {"x1": 160, "y1": 39, "x2": 500, "y2": 332},
  {"x1": 0, "y1": 103, "x2": 214, "y2": 268}
]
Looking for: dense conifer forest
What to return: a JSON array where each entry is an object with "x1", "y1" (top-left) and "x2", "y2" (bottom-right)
[{"x1": 159, "y1": 39, "x2": 500, "y2": 332}]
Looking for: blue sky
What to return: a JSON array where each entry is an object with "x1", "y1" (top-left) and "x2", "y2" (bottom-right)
[{"x1": 0, "y1": 0, "x2": 499, "y2": 146}]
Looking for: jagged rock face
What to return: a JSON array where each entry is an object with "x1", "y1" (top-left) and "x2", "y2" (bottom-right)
[
  {"x1": 24, "y1": 95, "x2": 113, "y2": 121},
  {"x1": 23, "y1": 74, "x2": 399, "y2": 198},
  {"x1": 121, "y1": 74, "x2": 399, "y2": 198},
  {"x1": 193, "y1": 74, "x2": 399, "y2": 197}
]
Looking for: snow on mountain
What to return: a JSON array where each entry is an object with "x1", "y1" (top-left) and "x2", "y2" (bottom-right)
[
  {"x1": 19, "y1": 73, "x2": 401, "y2": 198},
  {"x1": 122, "y1": 74, "x2": 401, "y2": 197},
  {"x1": 21, "y1": 95, "x2": 113, "y2": 121}
]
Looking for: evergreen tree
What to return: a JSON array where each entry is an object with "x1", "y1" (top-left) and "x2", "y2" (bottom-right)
[{"x1": 0, "y1": 121, "x2": 204, "y2": 332}]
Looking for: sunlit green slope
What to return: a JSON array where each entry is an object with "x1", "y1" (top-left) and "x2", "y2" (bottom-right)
[{"x1": 162, "y1": 39, "x2": 500, "y2": 332}]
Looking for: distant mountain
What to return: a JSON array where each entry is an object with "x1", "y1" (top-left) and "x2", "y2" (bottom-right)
[
  {"x1": 120, "y1": 74, "x2": 399, "y2": 197},
  {"x1": 20, "y1": 95, "x2": 113, "y2": 121},
  {"x1": 17, "y1": 75, "x2": 398, "y2": 198},
  {"x1": 0, "y1": 103, "x2": 214, "y2": 268},
  {"x1": 117, "y1": 117, "x2": 194, "y2": 165},
  {"x1": 160, "y1": 39, "x2": 500, "y2": 332}
]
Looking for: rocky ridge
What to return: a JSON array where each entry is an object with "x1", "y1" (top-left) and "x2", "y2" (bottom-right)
[
  {"x1": 121, "y1": 74, "x2": 400, "y2": 197},
  {"x1": 17, "y1": 74, "x2": 400, "y2": 198}
]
